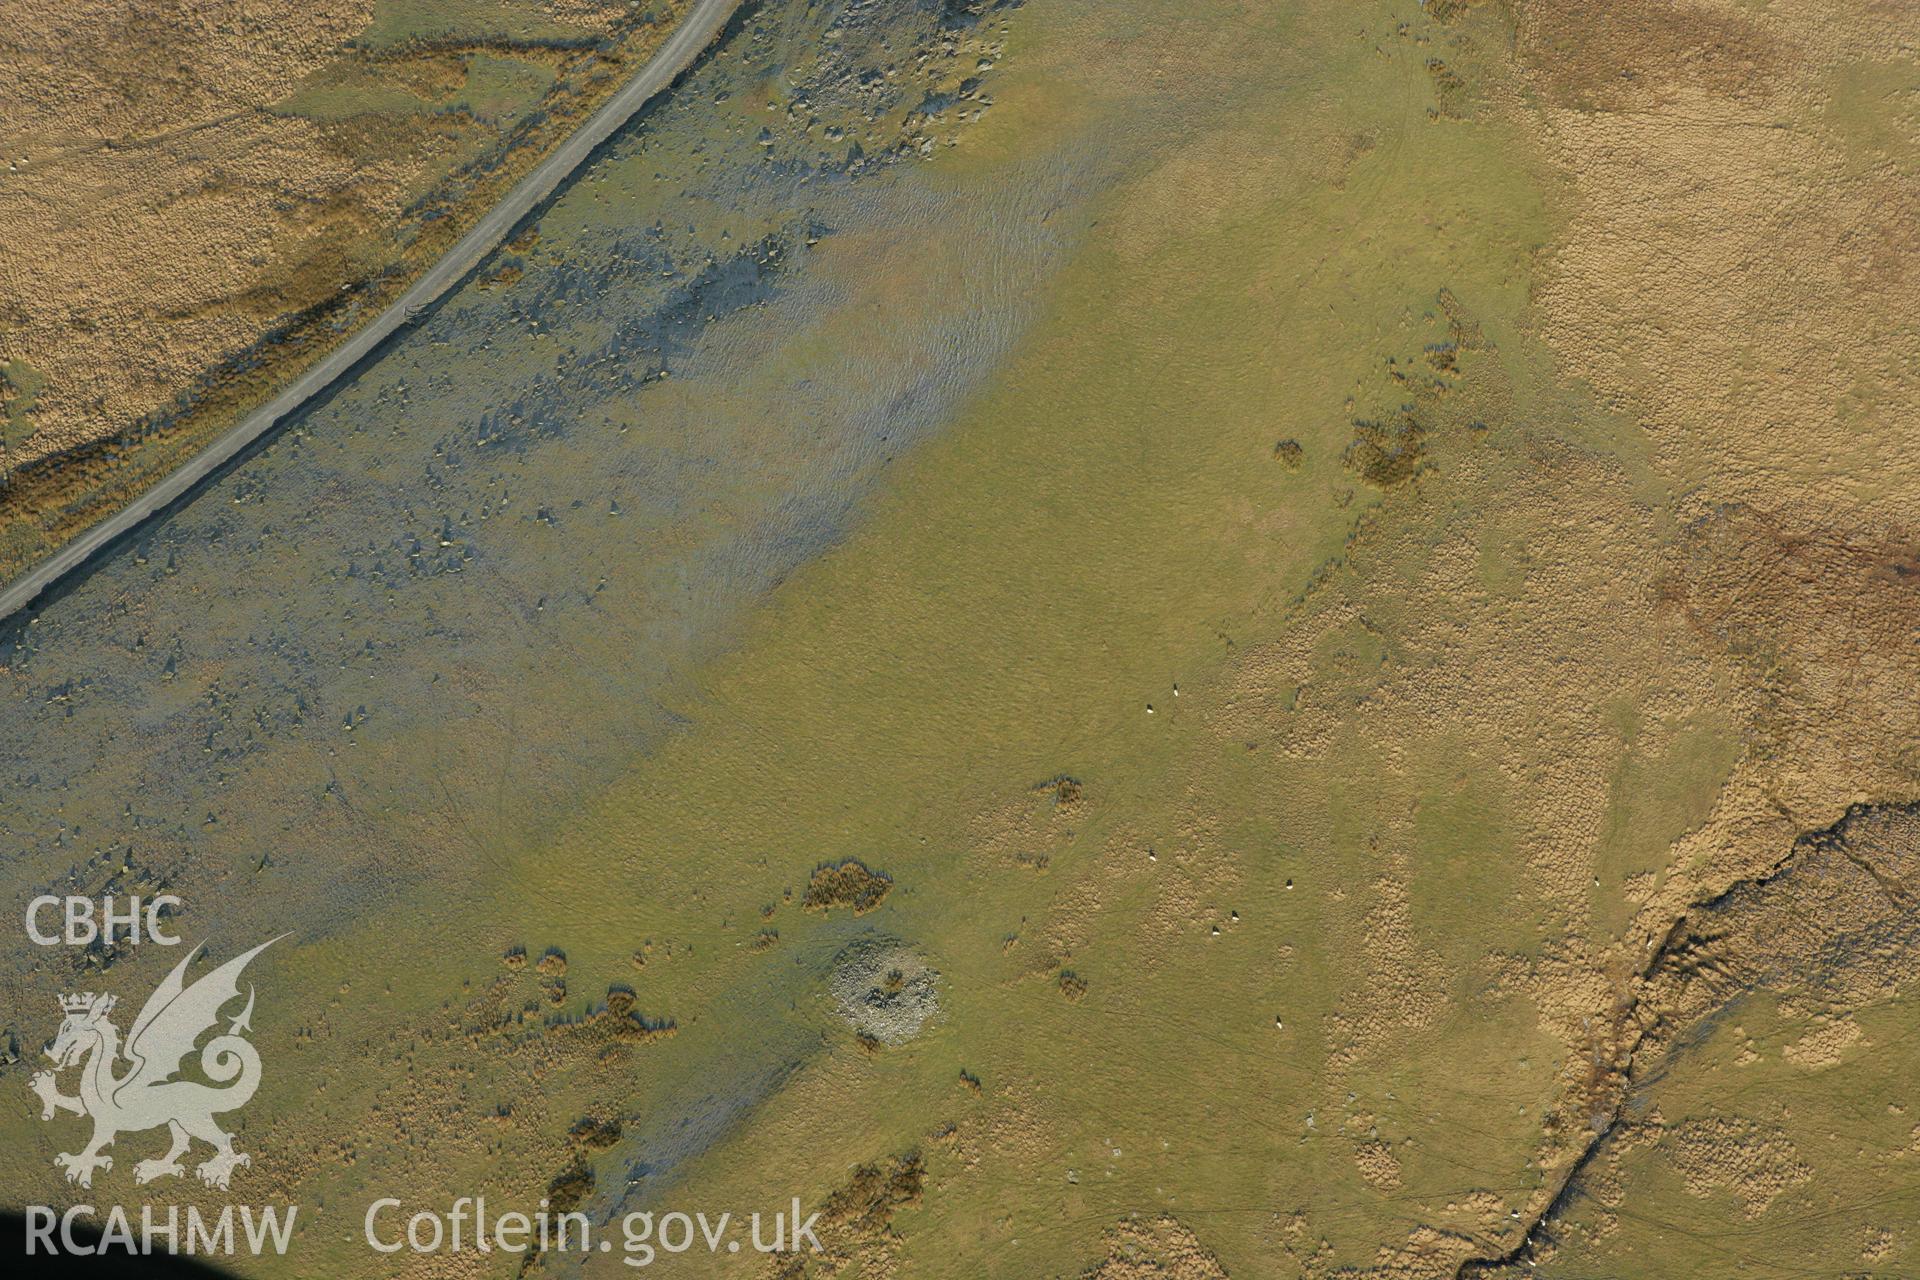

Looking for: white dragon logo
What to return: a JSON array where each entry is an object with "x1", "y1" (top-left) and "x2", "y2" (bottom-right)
[{"x1": 28, "y1": 938, "x2": 281, "y2": 1190}]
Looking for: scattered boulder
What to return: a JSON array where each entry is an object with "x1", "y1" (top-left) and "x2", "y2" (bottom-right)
[{"x1": 830, "y1": 941, "x2": 938, "y2": 1045}]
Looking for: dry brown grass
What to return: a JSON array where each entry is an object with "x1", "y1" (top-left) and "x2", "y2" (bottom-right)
[
  {"x1": 0, "y1": 0, "x2": 686, "y2": 534},
  {"x1": 1080, "y1": 1216, "x2": 1230, "y2": 1280},
  {"x1": 801, "y1": 860, "x2": 895, "y2": 915}
]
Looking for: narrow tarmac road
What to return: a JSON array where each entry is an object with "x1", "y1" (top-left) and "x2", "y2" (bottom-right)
[{"x1": 0, "y1": 0, "x2": 743, "y2": 626}]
